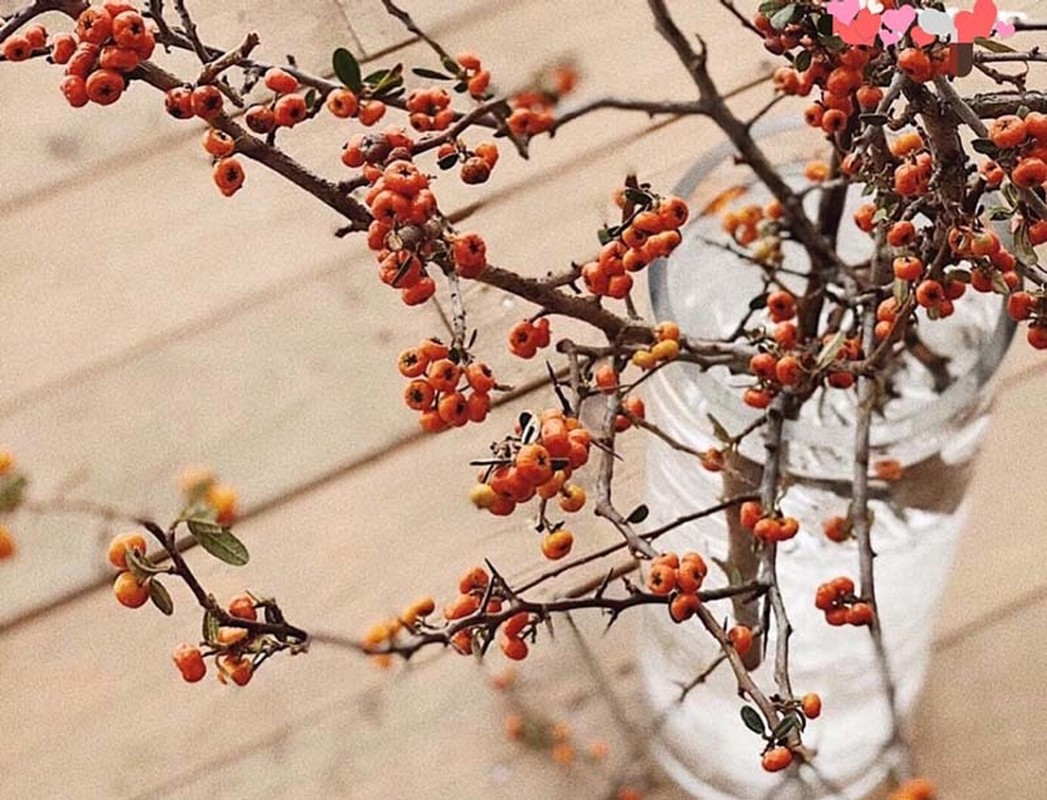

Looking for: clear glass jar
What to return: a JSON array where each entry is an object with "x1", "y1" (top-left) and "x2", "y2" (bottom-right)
[{"x1": 639, "y1": 118, "x2": 1015, "y2": 799}]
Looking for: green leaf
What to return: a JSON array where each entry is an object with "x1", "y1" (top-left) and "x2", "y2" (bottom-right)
[
  {"x1": 772, "y1": 714, "x2": 798, "y2": 741},
  {"x1": 371, "y1": 62, "x2": 404, "y2": 95},
  {"x1": 597, "y1": 227, "x2": 613, "y2": 246},
  {"x1": 0, "y1": 474, "x2": 27, "y2": 513},
  {"x1": 770, "y1": 3, "x2": 796, "y2": 30},
  {"x1": 1013, "y1": 223, "x2": 1039, "y2": 267},
  {"x1": 203, "y1": 609, "x2": 221, "y2": 645},
  {"x1": 741, "y1": 705, "x2": 766, "y2": 736},
  {"x1": 148, "y1": 579, "x2": 174, "y2": 616},
  {"x1": 990, "y1": 271, "x2": 1012, "y2": 294},
  {"x1": 518, "y1": 411, "x2": 539, "y2": 445},
  {"x1": 749, "y1": 293, "x2": 768, "y2": 310},
  {"x1": 758, "y1": 0, "x2": 785, "y2": 12},
  {"x1": 893, "y1": 278, "x2": 910, "y2": 306},
  {"x1": 440, "y1": 55, "x2": 461, "y2": 74},
  {"x1": 437, "y1": 152, "x2": 459, "y2": 170},
  {"x1": 125, "y1": 548, "x2": 164, "y2": 581},
  {"x1": 986, "y1": 206, "x2": 1014, "y2": 221},
  {"x1": 627, "y1": 504, "x2": 649, "y2": 524},
  {"x1": 815, "y1": 329, "x2": 846, "y2": 370},
  {"x1": 304, "y1": 88, "x2": 317, "y2": 110},
  {"x1": 946, "y1": 268, "x2": 971, "y2": 284},
  {"x1": 707, "y1": 414, "x2": 733, "y2": 444},
  {"x1": 623, "y1": 188, "x2": 652, "y2": 208},
  {"x1": 187, "y1": 518, "x2": 250, "y2": 566},
  {"x1": 793, "y1": 49, "x2": 811, "y2": 73},
  {"x1": 412, "y1": 66, "x2": 452, "y2": 80},
  {"x1": 332, "y1": 47, "x2": 362, "y2": 93},
  {"x1": 971, "y1": 138, "x2": 999, "y2": 157},
  {"x1": 974, "y1": 36, "x2": 1015, "y2": 54},
  {"x1": 815, "y1": 12, "x2": 835, "y2": 37}
]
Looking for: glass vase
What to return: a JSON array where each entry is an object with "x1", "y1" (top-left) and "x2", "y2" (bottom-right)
[{"x1": 638, "y1": 119, "x2": 1015, "y2": 799}]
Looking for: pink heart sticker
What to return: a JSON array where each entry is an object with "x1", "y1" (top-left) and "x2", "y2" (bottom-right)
[
  {"x1": 955, "y1": 0, "x2": 997, "y2": 43},
  {"x1": 995, "y1": 18, "x2": 1016, "y2": 38},
  {"x1": 910, "y1": 25, "x2": 938, "y2": 48},
  {"x1": 834, "y1": 8, "x2": 880, "y2": 47},
  {"x1": 826, "y1": 0, "x2": 860, "y2": 26}
]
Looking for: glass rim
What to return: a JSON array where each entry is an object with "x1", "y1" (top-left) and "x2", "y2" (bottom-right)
[{"x1": 647, "y1": 115, "x2": 1017, "y2": 451}]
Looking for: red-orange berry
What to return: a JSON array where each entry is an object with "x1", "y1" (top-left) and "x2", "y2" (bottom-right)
[
  {"x1": 801, "y1": 692, "x2": 822, "y2": 719},
  {"x1": 107, "y1": 532, "x2": 146, "y2": 570},
  {"x1": 541, "y1": 529, "x2": 574, "y2": 560},
  {"x1": 213, "y1": 157, "x2": 245, "y2": 197},
  {"x1": 172, "y1": 644, "x2": 207, "y2": 683},
  {"x1": 987, "y1": 114, "x2": 1027, "y2": 149},
  {"x1": 728, "y1": 625, "x2": 754, "y2": 656},
  {"x1": 113, "y1": 571, "x2": 149, "y2": 608},
  {"x1": 264, "y1": 67, "x2": 299, "y2": 94},
  {"x1": 761, "y1": 746, "x2": 793, "y2": 772},
  {"x1": 191, "y1": 85, "x2": 224, "y2": 120}
]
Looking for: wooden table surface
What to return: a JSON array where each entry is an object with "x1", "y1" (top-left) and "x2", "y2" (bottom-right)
[{"x1": 2, "y1": 1, "x2": 1046, "y2": 798}]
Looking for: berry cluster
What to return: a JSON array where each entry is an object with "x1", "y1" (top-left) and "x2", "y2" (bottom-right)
[
  {"x1": 507, "y1": 317, "x2": 551, "y2": 359},
  {"x1": 470, "y1": 408, "x2": 593, "y2": 536},
  {"x1": 179, "y1": 466, "x2": 239, "y2": 525},
  {"x1": 722, "y1": 199, "x2": 783, "y2": 249},
  {"x1": 405, "y1": 86, "x2": 454, "y2": 132},
  {"x1": 630, "y1": 321, "x2": 681, "y2": 370},
  {"x1": 22, "y1": 3, "x2": 158, "y2": 109},
  {"x1": 397, "y1": 337, "x2": 496, "y2": 432},
  {"x1": 454, "y1": 51, "x2": 492, "y2": 99},
  {"x1": 581, "y1": 194, "x2": 688, "y2": 299},
  {"x1": 814, "y1": 576, "x2": 873, "y2": 627},
  {"x1": 762, "y1": 13, "x2": 882, "y2": 135},
  {"x1": 739, "y1": 500, "x2": 800, "y2": 543},
  {"x1": 171, "y1": 593, "x2": 261, "y2": 685},
  {"x1": 645, "y1": 551, "x2": 709, "y2": 623},
  {"x1": 436, "y1": 139, "x2": 499, "y2": 185},
  {"x1": 349, "y1": 136, "x2": 491, "y2": 304}
]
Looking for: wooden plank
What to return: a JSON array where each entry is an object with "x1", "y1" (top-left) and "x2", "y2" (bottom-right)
[
  {"x1": 913, "y1": 597, "x2": 1047, "y2": 800},
  {"x1": 0, "y1": 395, "x2": 646, "y2": 798},
  {"x1": 0, "y1": 266, "x2": 447, "y2": 624}
]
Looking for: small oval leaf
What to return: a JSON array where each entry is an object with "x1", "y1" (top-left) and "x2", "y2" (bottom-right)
[
  {"x1": 187, "y1": 519, "x2": 250, "y2": 566},
  {"x1": 149, "y1": 579, "x2": 174, "y2": 616},
  {"x1": 332, "y1": 47, "x2": 362, "y2": 93},
  {"x1": 741, "y1": 705, "x2": 766, "y2": 736},
  {"x1": 627, "y1": 504, "x2": 650, "y2": 524},
  {"x1": 412, "y1": 67, "x2": 451, "y2": 80},
  {"x1": 203, "y1": 609, "x2": 221, "y2": 644}
]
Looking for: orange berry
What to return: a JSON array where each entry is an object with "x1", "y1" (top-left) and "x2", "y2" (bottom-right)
[
  {"x1": 107, "y1": 532, "x2": 147, "y2": 570},
  {"x1": 739, "y1": 501, "x2": 763, "y2": 530},
  {"x1": 887, "y1": 220, "x2": 916, "y2": 247},
  {"x1": 762, "y1": 746, "x2": 793, "y2": 772},
  {"x1": 728, "y1": 624, "x2": 753, "y2": 656},
  {"x1": 847, "y1": 602, "x2": 874, "y2": 626},
  {"x1": 743, "y1": 387, "x2": 773, "y2": 409},
  {"x1": 823, "y1": 515, "x2": 850, "y2": 543},
  {"x1": 358, "y1": 100, "x2": 387, "y2": 126},
  {"x1": 264, "y1": 67, "x2": 299, "y2": 94},
  {"x1": 228, "y1": 593, "x2": 258, "y2": 621},
  {"x1": 889, "y1": 131, "x2": 924, "y2": 158},
  {"x1": 172, "y1": 644, "x2": 207, "y2": 683},
  {"x1": 893, "y1": 256, "x2": 923, "y2": 282},
  {"x1": 594, "y1": 363, "x2": 618, "y2": 392},
  {"x1": 326, "y1": 88, "x2": 358, "y2": 118},
  {"x1": 541, "y1": 529, "x2": 574, "y2": 560},
  {"x1": 500, "y1": 635, "x2": 529, "y2": 661},
  {"x1": 987, "y1": 114, "x2": 1027, "y2": 149},
  {"x1": 898, "y1": 48, "x2": 932, "y2": 82},
  {"x1": 113, "y1": 571, "x2": 149, "y2": 608},
  {"x1": 205, "y1": 482, "x2": 239, "y2": 525},
  {"x1": 76, "y1": 6, "x2": 113, "y2": 44},
  {"x1": 558, "y1": 484, "x2": 586, "y2": 513},
  {"x1": 85, "y1": 69, "x2": 125, "y2": 105},
  {"x1": 217, "y1": 654, "x2": 253, "y2": 686},
  {"x1": 669, "y1": 593, "x2": 700, "y2": 623},
  {"x1": 202, "y1": 127, "x2": 235, "y2": 157},
  {"x1": 191, "y1": 84, "x2": 224, "y2": 120},
  {"x1": 646, "y1": 563, "x2": 677, "y2": 595},
  {"x1": 0, "y1": 525, "x2": 15, "y2": 560},
  {"x1": 245, "y1": 104, "x2": 276, "y2": 134},
  {"x1": 801, "y1": 692, "x2": 822, "y2": 719},
  {"x1": 273, "y1": 93, "x2": 307, "y2": 127},
  {"x1": 1012, "y1": 157, "x2": 1047, "y2": 189}
]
